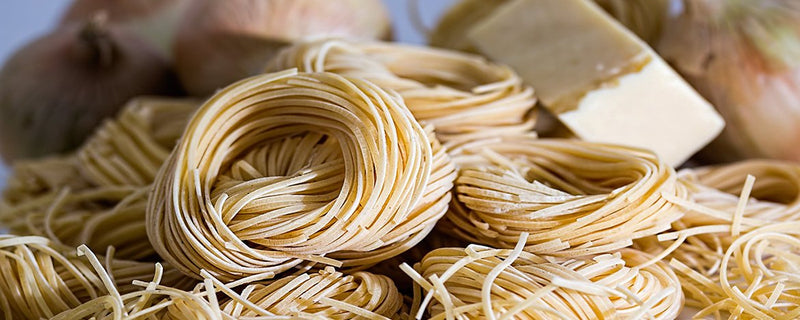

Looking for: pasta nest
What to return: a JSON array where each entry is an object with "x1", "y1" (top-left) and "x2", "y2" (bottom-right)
[
  {"x1": 266, "y1": 38, "x2": 537, "y2": 147},
  {"x1": 445, "y1": 136, "x2": 686, "y2": 257},
  {"x1": 147, "y1": 70, "x2": 456, "y2": 281},
  {"x1": 403, "y1": 239, "x2": 682, "y2": 320}
]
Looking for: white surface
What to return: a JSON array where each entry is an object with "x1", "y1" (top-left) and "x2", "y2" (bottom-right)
[{"x1": 0, "y1": 0, "x2": 456, "y2": 187}]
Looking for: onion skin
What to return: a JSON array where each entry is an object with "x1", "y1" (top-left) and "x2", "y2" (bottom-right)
[
  {"x1": 173, "y1": 0, "x2": 392, "y2": 96},
  {"x1": 0, "y1": 19, "x2": 181, "y2": 162},
  {"x1": 659, "y1": 0, "x2": 800, "y2": 162},
  {"x1": 60, "y1": 0, "x2": 190, "y2": 57}
]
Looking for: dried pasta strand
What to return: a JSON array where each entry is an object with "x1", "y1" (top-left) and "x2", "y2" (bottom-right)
[
  {"x1": 0, "y1": 235, "x2": 192, "y2": 320},
  {"x1": 637, "y1": 160, "x2": 800, "y2": 319}
]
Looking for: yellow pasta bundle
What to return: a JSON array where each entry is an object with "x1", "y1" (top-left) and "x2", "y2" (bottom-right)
[
  {"x1": 77, "y1": 97, "x2": 198, "y2": 187},
  {"x1": 147, "y1": 70, "x2": 456, "y2": 281},
  {"x1": 3, "y1": 155, "x2": 90, "y2": 205},
  {"x1": 446, "y1": 135, "x2": 686, "y2": 257},
  {"x1": 0, "y1": 235, "x2": 192, "y2": 320},
  {"x1": 0, "y1": 186, "x2": 153, "y2": 260},
  {"x1": 0, "y1": 97, "x2": 198, "y2": 261},
  {"x1": 402, "y1": 236, "x2": 682, "y2": 319},
  {"x1": 266, "y1": 38, "x2": 537, "y2": 147}
]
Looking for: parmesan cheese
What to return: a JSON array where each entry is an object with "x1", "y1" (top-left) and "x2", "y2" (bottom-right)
[{"x1": 467, "y1": 0, "x2": 725, "y2": 166}]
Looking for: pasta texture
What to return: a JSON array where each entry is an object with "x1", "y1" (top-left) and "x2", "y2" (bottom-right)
[
  {"x1": 266, "y1": 38, "x2": 537, "y2": 147},
  {"x1": 53, "y1": 266, "x2": 402, "y2": 320},
  {"x1": 147, "y1": 70, "x2": 456, "y2": 281},
  {"x1": 445, "y1": 135, "x2": 686, "y2": 257},
  {"x1": 77, "y1": 97, "x2": 198, "y2": 187},
  {"x1": 0, "y1": 97, "x2": 197, "y2": 261},
  {"x1": 635, "y1": 160, "x2": 800, "y2": 319},
  {"x1": 402, "y1": 236, "x2": 682, "y2": 320},
  {"x1": 0, "y1": 235, "x2": 191, "y2": 320}
]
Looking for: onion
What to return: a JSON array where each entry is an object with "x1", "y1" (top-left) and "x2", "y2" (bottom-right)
[
  {"x1": 173, "y1": 0, "x2": 392, "y2": 96},
  {"x1": 658, "y1": 0, "x2": 800, "y2": 162},
  {"x1": 0, "y1": 13, "x2": 180, "y2": 162},
  {"x1": 60, "y1": 0, "x2": 190, "y2": 57}
]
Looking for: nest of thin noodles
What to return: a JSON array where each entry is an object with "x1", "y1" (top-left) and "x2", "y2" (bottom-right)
[
  {"x1": 401, "y1": 234, "x2": 682, "y2": 320},
  {"x1": 146, "y1": 70, "x2": 456, "y2": 281},
  {"x1": 266, "y1": 38, "x2": 537, "y2": 147},
  {"x1": 444, "y1": 135, "x2": 686, "y2": 257}
]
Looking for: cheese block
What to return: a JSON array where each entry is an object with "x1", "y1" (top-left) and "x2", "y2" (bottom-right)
[{"x1": 467, "y1": 0, "x2": 724, "y2": 166}]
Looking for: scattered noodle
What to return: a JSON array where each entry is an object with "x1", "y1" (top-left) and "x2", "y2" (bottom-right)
[
  {"x1": 53, "y1": 262, "x2": 402, "y2": 320},
  {"x1": 147, "y1": 70, "x2": 455, "y2": 281},
  {"x1": 266, "y1": 38, "x2": 537, "y2": 147},
  {"x1": 0, "y1": 235, "x2": 192, "y2": 320},
  {"x1": 445, "y1": 135, "x2": 686, "y2": 257},
  {"x1": 636, "y1": 160, "x2": 800, "y2": 318},
  {"x1": 403, "y1": 238, "x2": 682, "y2": 319}
]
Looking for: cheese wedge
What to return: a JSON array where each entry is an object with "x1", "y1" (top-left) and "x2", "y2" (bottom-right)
[{"x1": 467, "y1": 0, "x2": 724, "y2": 166}]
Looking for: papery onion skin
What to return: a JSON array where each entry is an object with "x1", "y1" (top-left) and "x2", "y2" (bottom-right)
[
  {"x1": 659, "y1": 0, "x2": 800, "y2": 162},
  {"x1": 59, "y1": 0, "x2": 190, "y2": 56},
  {"x1": 0, "y1": 18, "x2": 181, "y2": 162},
  {"x1": 173, "y1": 0, "x2": 392, "y2": 96}
]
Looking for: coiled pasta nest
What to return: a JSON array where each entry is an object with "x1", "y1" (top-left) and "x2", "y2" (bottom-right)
[
  {"x1": 445, "y1": 136, "x2": 686, "y2": 257},
  {"x1": 266, "y1": 38, "x2": 537, "y2": 147},
  {"x1": 403, "y1": 238, "x2": 682, "y2": 319},
  {"x1": 147, "y1": 70, "x2": 456, "y2": 281}
]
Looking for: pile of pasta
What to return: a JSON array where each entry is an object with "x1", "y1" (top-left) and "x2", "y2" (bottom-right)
[
  {"x1": 266, "y1": 38, "x2": 537, "y2": 148},
  {"x1": 1, "y1": 97, "x2": 197, "y2": 261},
  {"x1": 2, "y1": 39, "x2": 800, "y2": 319}
]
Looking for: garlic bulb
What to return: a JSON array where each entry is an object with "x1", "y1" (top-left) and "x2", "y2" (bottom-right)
[
  {"x1": 0, "y1": 14, "x2": 180, "y2": 161},
  {"x1": 659, "y1": 0, "x2": 800, "y2": 162},
  {"x1": 173, "y1": 0, "x2": 392, "y2": 96}
]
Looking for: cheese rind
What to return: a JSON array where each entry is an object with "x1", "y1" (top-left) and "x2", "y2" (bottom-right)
[{"x1": 467, "y1": 0, "x2": 725, "y2": 166}]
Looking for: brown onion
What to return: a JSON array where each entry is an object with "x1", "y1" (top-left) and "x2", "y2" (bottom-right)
[
  {"x1": 173, "y1": 0, "x2": 392, "y2": 96},
  {"x1": 659, "y1": 0, "x2": 800, "y2": 162},
  {"x1": 0, "y1": 14, "x2": 180, "y2": 162},
  {"x1": 60, "y1": 0, "x2": 190, "y2": 56}
]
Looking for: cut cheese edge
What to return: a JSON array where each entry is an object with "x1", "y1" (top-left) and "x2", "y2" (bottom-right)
[{"x1": 467, "y1": 0, "x2": 724, "y2": 166}]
